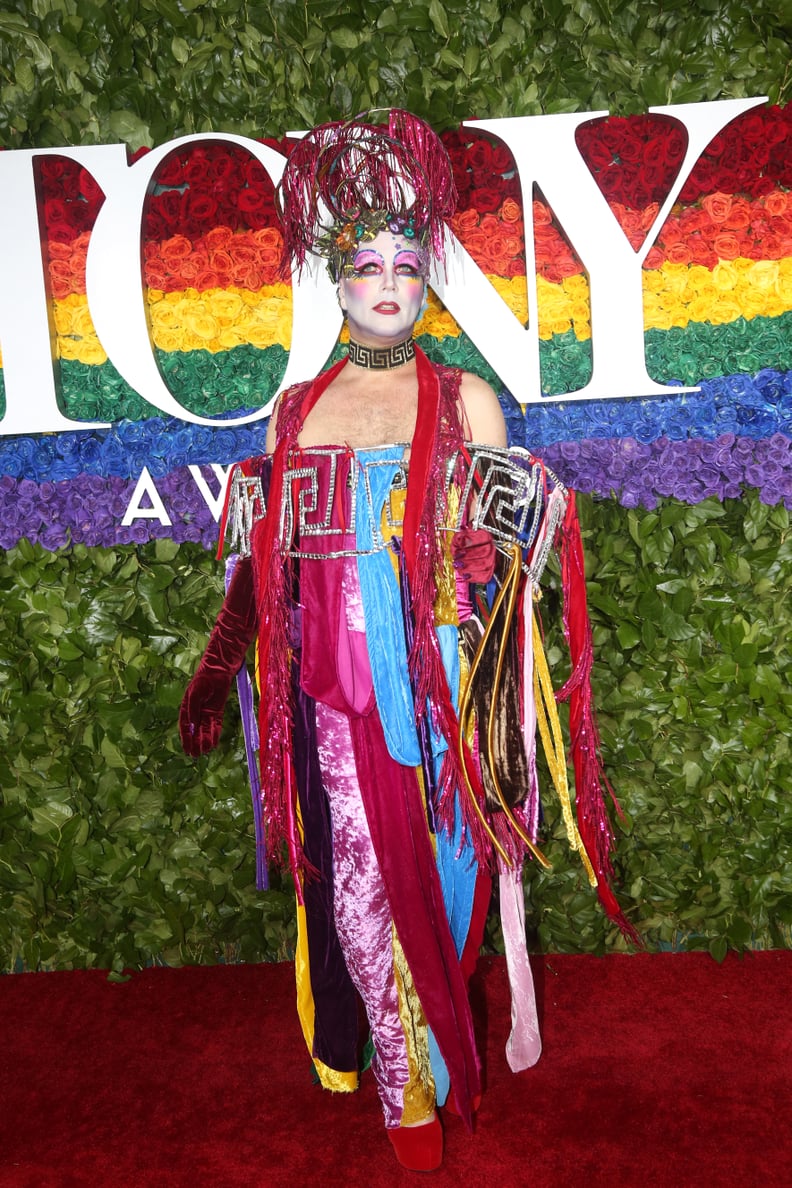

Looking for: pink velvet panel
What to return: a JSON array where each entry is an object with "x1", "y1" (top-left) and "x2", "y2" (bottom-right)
[{"x1": 315, "y1": 699, "x2": 410, "y2": 1128}]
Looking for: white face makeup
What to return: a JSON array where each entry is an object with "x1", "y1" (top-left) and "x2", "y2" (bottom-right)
[{"x1": 338, "y1": 230, "x2": 427, "y2": 347}]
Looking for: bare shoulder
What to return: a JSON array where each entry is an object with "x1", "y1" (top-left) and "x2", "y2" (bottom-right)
[
  {"x1": 264, "y1": 395, "x2": 282, "y2": 454},
  {"x1": 458, "y1": 371, "x2": 507, "y2": 447}
]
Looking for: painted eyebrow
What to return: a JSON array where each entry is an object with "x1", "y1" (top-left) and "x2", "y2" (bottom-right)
[
  {"x1": 393, "y1": 250, "x2": 423, "y2": 266},
  {"x1": 351, "y1": 249, "x2": 385, "y2": 268}
]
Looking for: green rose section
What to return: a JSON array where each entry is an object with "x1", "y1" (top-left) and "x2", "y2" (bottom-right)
[{"x1": 3, "y1": 312, "x2": 792, "y2": 427}]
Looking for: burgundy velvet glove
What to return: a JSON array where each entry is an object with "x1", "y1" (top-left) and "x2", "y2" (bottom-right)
[
  {"x1": 451, "y1": 526, "x2": 497, "y2": 583},
  {"x1": 179, "y1": 555, "x2": 257, "y2": 756}
]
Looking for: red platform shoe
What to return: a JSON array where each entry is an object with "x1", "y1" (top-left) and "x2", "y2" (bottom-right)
[{"x1": 387, "y1": 1113, "x2": 443, "y2": 1172}]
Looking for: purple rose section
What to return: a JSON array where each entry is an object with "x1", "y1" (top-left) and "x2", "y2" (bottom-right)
[
  {"x1": 539, "y1": 433, "x2": 792, "y2": 512},
  {"x1": 1, "y1": 369, "x2": 791, "y2": 549},
  {"x1": 0, "y1": 468, "x2": 221, "y2": 551},
  {"x1": 2, "y1": 438, "x2": 791, "y2": 551}
]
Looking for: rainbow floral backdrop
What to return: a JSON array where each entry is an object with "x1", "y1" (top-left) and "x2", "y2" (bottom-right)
[{"x1": 2, "y1": 104, "x2": 792, "y2": 550}]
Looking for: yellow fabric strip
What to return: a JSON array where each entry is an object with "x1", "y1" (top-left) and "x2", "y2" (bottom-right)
[
  {"x1": 434, "y1": 482, "x2": 459, "y2": 628},
  {"x1": 292, "y1": 785, "x2": 357, "y2": 1095},
  {"x1": 294, "y1": 900, "x2": 359, "y2": 1094},
  {"x1": 457, "y1": 547, "x2": 551, "y2": 869},
  {"x1": 392, "y1": 928, "x2": 435, "y2": 1125},
  {"x1": 532, "y1": 610, "x2": 597, "y2": 887},
  {"x1": 485, "y1": 546, "x2": 552, "y2": 868}
]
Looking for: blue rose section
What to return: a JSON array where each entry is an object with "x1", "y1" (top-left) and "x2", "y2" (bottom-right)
[
  {"x1": 1, "y1": 368, "x2": 792, "y2": 549},
  {"x1": 512, "y1": 367, "x2": 792, "y2": 450},
  {"x1": 0, "y1": 411, "x2": 270, "y2": 482}
]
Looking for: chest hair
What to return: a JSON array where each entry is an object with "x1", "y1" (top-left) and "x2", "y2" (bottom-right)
[{"x1": 299, "y1": 372, "x2": 420, "y2": 448}]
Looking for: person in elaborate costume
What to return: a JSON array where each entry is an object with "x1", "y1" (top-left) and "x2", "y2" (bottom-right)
[{"x1": 179, "y1": 110, "x2": 635, "y2": 1172}]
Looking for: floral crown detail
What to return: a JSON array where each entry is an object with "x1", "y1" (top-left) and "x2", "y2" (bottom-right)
[
  {"x1": 331, "y1": 210, "x2": 430, "y2": 279},
  {"x1": 276, "y1": 109, "x2": 457, "y2": 281}
]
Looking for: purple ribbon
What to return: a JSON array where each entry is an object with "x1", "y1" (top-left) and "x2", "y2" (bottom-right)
[{"x1": 225, "y1": 554, "x2": 268, "y2": 890}]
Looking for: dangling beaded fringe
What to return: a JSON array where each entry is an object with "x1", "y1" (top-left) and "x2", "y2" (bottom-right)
[{"x1": 348, "y1": 337, "x2": 416, "y2": 369}]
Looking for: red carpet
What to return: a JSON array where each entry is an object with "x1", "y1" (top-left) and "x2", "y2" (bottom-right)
[{"x1": 1, "y1": 952, "x2": 790, "y2": 1187}]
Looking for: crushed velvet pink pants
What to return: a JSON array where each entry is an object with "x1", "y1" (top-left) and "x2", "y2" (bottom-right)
[{"x1": 315, "y1": 698, "x2": 412, "y2": 1127}]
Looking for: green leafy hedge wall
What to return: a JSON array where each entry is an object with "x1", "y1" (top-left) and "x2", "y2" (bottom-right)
[
  {"x1": 2, "y1": 494, "x2": 791, "y2": 971},
  {"x1": 2, "y1": 0, "x2": 792, "y2": 970}
]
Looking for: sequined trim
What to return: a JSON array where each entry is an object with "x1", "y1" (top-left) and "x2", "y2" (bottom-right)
[
  {"x1": 226, "y1": 468, "x2": 266, "y2": 557},
  {"x1": 224, "y1": 444, "x2": 568, "y2": 580},
  {"x1": 450, "y1": 446, "x2": 567, "y2": 584},
  {"x1": 286, "y1": 449, "x2": 410, "y2": 558}
]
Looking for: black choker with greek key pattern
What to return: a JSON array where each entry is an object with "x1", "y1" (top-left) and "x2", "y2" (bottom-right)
[{"x1": 348, "y1": 337, "x2": 416, "y2": 369}]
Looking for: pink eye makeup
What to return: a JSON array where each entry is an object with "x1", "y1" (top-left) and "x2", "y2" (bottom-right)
[
  {"x1": 345, "y1": 240, "x2": 429, "y2": 280},
  {"x1": 393, "y1": 249, "x2": 426, "y2": 278},
  {"x1": 349, "y1": 248, "x2": 385, "y2": 276}
]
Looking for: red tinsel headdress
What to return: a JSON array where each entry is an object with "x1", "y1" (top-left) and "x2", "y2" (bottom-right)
[{"x1": 276, "y1": 109, "x2": 458, "y2": 280}]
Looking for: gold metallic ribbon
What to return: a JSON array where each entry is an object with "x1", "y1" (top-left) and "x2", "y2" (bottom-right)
[
  {"x1": 458, "y1": 544, "x2": 551, "y2": 870},
  {"x1": 531, "y1": 610, "x2": 597, "y2": 887}
]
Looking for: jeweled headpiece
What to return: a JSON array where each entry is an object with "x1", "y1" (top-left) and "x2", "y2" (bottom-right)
[{"x1": 276, "y1": 109, "x2": 457, "y2": 281}]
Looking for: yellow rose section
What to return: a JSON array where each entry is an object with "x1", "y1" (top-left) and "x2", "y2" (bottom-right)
[
  {"x1": 51, "y1": 283, "x2": 293, "y2": 365},
  {"x1": 37, "y1": 258, "x2": 792, "y2": 372}
]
